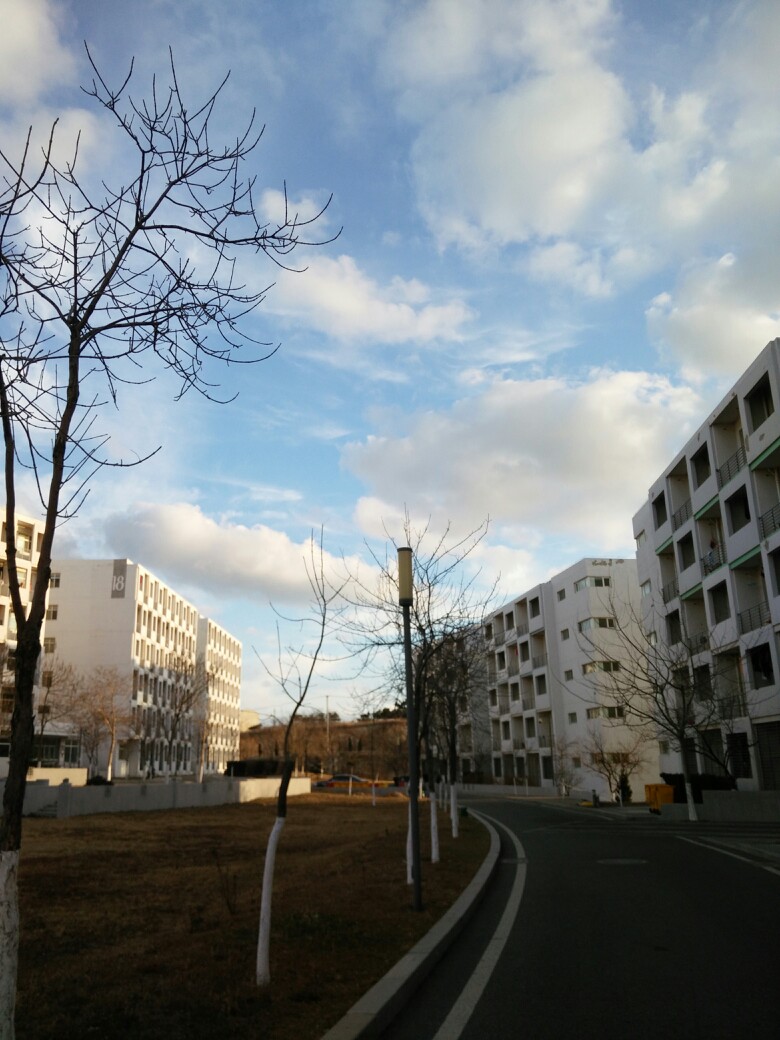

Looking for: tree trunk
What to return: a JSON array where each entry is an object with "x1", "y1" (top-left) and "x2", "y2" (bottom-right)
[
  {"x1": 0, "y1": 625, "x2": 39, "y2": 1040},
  {"x1": 681, "y1": 756, "x2": 698, "y2": 822},
  {"x1": 406, "y1": 802, "x2": 413, "y2": 885},
  {"x1": 256, "y1": 759, "x2": 294, "y2": 986},
  {"x1": 430, "y1": 792, "x2": 440, "y2": 864},
  {"x1": 0, "y1": 851, "x2": 20, "y2": 1040},
  {"x1": 450, "y1": 782, "x2": 459, "y2": 839}
]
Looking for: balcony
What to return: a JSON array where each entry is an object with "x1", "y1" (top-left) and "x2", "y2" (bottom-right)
[
  {"x1": 531, "y1": 653, "x2": 548, "y2": 670},
  {"x1": 671, "y1": 499, "x2": 692, "y2": 532},
  {"x1": 702, "y1": 543, "x2": 727, "y2": 575},
  {"x1": 513, "y1": 737, "x2": 525, "y2": 750},
  {"x1": 516, "y1": 622, "x2": 529, "y2": 637},
  {"x1": 717, "y1": 445, "x2": 747, "y2": 489},
  {"x1": 661, "y1": 578, "x2": 679, "y2": 604},
  {"x1": 759, "y1": 501, "x2": 780, "y2": 539},
  {"x1": 738, "y1": 601, "x2": 771, "y2": 635}
]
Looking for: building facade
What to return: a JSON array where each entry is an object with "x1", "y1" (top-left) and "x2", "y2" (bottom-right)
[
  {"x1": 633, "y1": 339, "x2": 780, "y2": 790},
  {"x1": 0, "y1": 512, "x2": 49, "y2": 771},
  {"x1": 485, "y1": 557, "x2": 660, "y2": 800},
  {"x1": 45, "y1": 558, "x2": 241, "y2": 778}
]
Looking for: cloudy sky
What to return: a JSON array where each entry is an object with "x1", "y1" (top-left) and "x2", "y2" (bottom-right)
[{"x1": 3, "y1": 0, "x2": 780, "y2": 719}]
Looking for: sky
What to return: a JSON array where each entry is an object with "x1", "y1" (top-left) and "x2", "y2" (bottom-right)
[{"x1": 2, "y1": 0, "x2": 780, "y2": 721}]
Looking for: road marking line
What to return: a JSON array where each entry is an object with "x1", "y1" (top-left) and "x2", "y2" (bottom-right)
[
  {"x1": 432, "y1": 811, "x2": 527, "y2": 1040},
  {"x1": 677, "y1": 836, "x2": 780, "y2": 875}
]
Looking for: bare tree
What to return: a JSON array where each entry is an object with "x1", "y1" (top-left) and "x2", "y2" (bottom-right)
[
  {"x1": 576, "y1": 593, "x2": 761, "y2": 821},
  {"x1": 340, "y1": 515, "x2": 496, "y2": 865},
  {"x1": 73, "y1": 666, "x2": 134, "y2": 781},
  {"x1": 0, "y1": 50, "x2": 330, "y2": 1036},
  {"x1": 159, "y1": 655, "x2": 207, "y2": 777},
  {"x1": 551, "y1": 735, "x2": 581, "y2": 797},
  {"x1": 34, "y1": 659, "x2": 81, "y2": 761},
  {"x1": 256, "y1": 530, "x2": 345, "y2": 987},
  {"x1": 578, "y1": 726, "x2": 649, "y2": 804}
]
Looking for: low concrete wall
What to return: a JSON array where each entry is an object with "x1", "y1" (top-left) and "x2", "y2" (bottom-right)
[
  {"x1": 0, "y1": 775, "x2": 311, "y2": 819},
  {"x1": 660, "y1": 789, "x2": 780, "y2": 822}
]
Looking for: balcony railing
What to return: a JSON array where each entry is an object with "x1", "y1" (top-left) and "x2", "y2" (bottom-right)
[
  {"x1": 522, "y1": 698, "x2": 535, "y2": 711},
  {"x1": 531, "y1": 653, "x2": 548, "y2": 670},
  {"x1": 672, "y1": 499, "x2": 692, "y2": 531},
  {"x1": 493, "y1": 629, "x2": 507, "y2": 647},
  {"x1": 513, "y1": 737, "x2": 525, "y2": 750},
  {"x1": 759, "y1": 500, "x2": 780, "y2": 539},
  {"x1": 516, "y1": 622, "x2": 529, "y2": 637},
  {"x1": 738, "y1": 600, "x2": 771, "y2": 634},
  {"x1": 717, "y1": 445, "x2": 747, "y2": 489},
  {"x1": 702, "y1": 543, "x2": 727, "y2": 575},
  {"x1": 504, "y1": 626, "x2": 517, "y2": 644},
  {"x1": 661, "y1": 578, "x2": 679, "y2": 604}
]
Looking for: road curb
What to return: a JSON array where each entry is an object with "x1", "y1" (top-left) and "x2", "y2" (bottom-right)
[{"x1": 319, "y1": 814, "x2": 501, "y2": 1040}]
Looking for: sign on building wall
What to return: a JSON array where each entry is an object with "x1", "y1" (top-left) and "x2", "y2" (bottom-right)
[{"x1": 111, "y1": 559, "x2": 128, "y2": 599}]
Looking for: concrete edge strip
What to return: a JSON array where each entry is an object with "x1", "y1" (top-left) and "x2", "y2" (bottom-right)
[
  {"x1": 319, "y1": 815, "x2": 502, "y2": 1040},
  {"x1": 677, "y1": 835, "x2": 780, "y2": 876},
  {"x1": 432, "y1": 812, "x2": 527, "y2": 1040}
]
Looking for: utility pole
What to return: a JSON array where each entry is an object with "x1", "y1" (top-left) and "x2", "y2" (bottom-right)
[{"x1": 398, "y1": 546, "x2": 422, "y2": 911}]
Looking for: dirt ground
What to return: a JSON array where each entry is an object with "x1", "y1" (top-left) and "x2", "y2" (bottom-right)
[{"x1": 16, "y1": 792, "x2": 489, "y2": 1040}]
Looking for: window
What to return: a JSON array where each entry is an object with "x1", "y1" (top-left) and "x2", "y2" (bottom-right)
[
  {"x1": 561, "y1": 628, "x2": 570, "y2": 641},
  {"x1": 49, "y1": 573, "x2": 61, "y2": 588},
  {"x1": 557, "y1": 589, "x2": 566, "y2": 601},
  {"x1": 45, "y1": 605, "x2": 58, "y2": 621},
  {"x1": 510, "y1": 683, "x2": 519, "y2": 702},
  {"x1": 586, "y1": 707, "x2": 601, "y2": 719},
  {"x1": 43, "y1": 637, "x2": 56, "y2": 654},
  {"x1": 635, "y1": 529, "x2": 646, "y2": 548},
  {"x1": 667, "y1": 609, "x2": 682, "y2": 644},
  {"x1": 748, "y1": 643, "x2": 774, "y2": 688},
  {"x1": 568, "y1": 712, "x2": 577, "y2": 724},
  {"x1": 529, "y1": 597, "x2": 540, "y2": 618},
  {"x1": 725, "y1": 485, "x2": 751, "y2": 534},
  {"x1": 578, "y1": 617, "x2": 616, "y2": 633},
  {"x1": 525, "y1": 717, "x2": 536, "y2": 738},
  {"x1": 691, "y1": 444, "x2": 711, "y2": 488},
  {"x1": 641, "y1": 580, "x2": 651, "y2": 598},
  {"x1": 658, "y1": 740, "x2": 670, "y2": 755},
  {"x1": 582, "y1": 660, "x2": 621, "y2": 675},
  {"x1": 572, "y1": 756, "x2": 582, "y2": 769},
  {"x1": 709, "y1": 582, "x2": 731, "y2": 624},
  {"x1": 746, "y1": 372, "x2": 774, "y2": 433},
  {"x1": 648, "y1": 630, "x2": 658, "y2": 646},
  {"x1": 542, "y1": 757, "x2": 554, "y2": 780},
  {"x1": 726, "y1": 732, "x2": 752, "y2": 778},
  {"x1": 564, "y1": 669, "x2": 573, "y2": 681},
  {"x1": 16, "y1": 568, "x2": 27, "y2": 589},
  {"x1": 677, "y1": 532, "x2": 696, "y2": 572},
  {"x1": 604, "y1": 705, "x2": 625, "y2": 719},
  {"x1": 653, "y1": 492, "x2": 668, "y2": 529},
  {"x1": 574, "y1": 576, "x2": 612, "y2": 593}
]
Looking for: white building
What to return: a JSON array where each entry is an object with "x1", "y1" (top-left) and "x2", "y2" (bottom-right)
[
  {"x1": 0, "y1": 512, "x2": 50, "y2": 770},
  {"x1": 633, "y1": 339, "x2": 780, "y2": 790},
  {"x1": 45, "y1": 558, "x2": 241, "y2": 778},
  {"x1": 196, "y1": 616, "x2": 242, "y2": 775},
  {"x1": 484, "y1": 557, "x2": 660, "y2": 801}
]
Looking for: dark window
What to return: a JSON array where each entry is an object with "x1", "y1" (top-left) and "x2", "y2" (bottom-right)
[
  {"x1": 725, "y1": 485, "x2": 751, "y2": 534},
  {"x1": 748, "y1": 643, "x2": 774, "y2": 688},
  {"x1": 691, "y1": 444, "x2": 711, "y2": 488},
  {"x1": 746, "y1": 372, "x2": 775, "y2": 433},
  {"x1": 677, "y1": 532, "x2": 696, "y2": 572},
  {"x1": 653, "y1": 492, "x2": 668, "y2": 529},
  {"x1": 727, "y1": 732, "x2": 752, "y2": 778},
  {"x1": 709, "y1": 582, "x2": 731, "y2": 624}
]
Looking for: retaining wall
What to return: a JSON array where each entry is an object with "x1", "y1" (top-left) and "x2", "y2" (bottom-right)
[{"x1": 0, "y1": 775, "x2": 311, "y2": 819}]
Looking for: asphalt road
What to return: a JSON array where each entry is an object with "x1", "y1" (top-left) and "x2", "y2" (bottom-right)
[{"x1": 380, "y1": 798, "x2": 780, "y2": 1040}]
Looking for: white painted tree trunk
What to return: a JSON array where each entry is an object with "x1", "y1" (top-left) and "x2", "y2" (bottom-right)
[
  {"x1": 256, "y1": 816, "x2": 286, "y2": 986},
  {"x1": 0, "y1": 850, "x2": 20, "y2": 1040},
  {"x1": 406, "y1": 802, "x2": 413, "y2": 885},
  {"x1": 684, "y1": 782, "x2": 699, "y2": 822},
  {"x1": 450, "y1": 783, "x2": 459, "y2": 838},
  {"x1": 430, "y1": 793, "x2": 439, "y2": 864}
]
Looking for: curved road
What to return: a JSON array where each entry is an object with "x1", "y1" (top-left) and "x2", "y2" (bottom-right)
[{"x1": 380, "y1": 797, "x2": 780, "y2": 1040}]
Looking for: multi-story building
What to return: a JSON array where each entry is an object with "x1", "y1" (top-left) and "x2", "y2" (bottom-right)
[
  {"x1": 633, "y1": 339, "x2": 780, "y2": 790},
  {"x1": 196, "y1": 616, "x2": 242, "y2": 775},
  {"x1": 484, "y1": 557, "x2": 660, "y2": 800},
  {"x1": 45, "y1": 558, "x2": 241, "y2": 778},
  {"x1": 0, "y1": 512, "x2": 49, "y2": 770}
]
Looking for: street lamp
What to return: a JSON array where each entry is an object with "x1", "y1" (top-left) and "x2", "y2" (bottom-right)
[{"x1": 398, "y1": 546, "x2": 422, "y2": 911}]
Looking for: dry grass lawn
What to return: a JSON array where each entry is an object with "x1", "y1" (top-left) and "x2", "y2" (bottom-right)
[{"x1": 16, "y1": 792, "x2": 489, "y2": 1040}]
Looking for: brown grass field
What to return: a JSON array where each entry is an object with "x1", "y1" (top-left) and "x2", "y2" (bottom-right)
[{"x1": 15, "y1": 792, "x2": 489, "y2": 1040}]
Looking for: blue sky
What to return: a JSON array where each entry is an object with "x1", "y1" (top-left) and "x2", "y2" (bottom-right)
[{"x1": 3, "y1": 0, "x2": 780, "y2": 719}]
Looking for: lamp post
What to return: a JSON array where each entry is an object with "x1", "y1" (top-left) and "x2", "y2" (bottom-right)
[{"x1": 398, "y1": 546, "x2": 422, "y2": 911}]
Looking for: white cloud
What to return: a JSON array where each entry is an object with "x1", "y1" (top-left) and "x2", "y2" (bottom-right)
[
  {"x1": 101, "y1": 502, "x2": 354, "y2": 606},
  {"x1": 268, "y1": 254, "x2": 474, "y2": 344},
  {"x1": 0, "y1": 0, "x2": 75, "y2": 105},
  {"x1": 646, "y1": 253, "x2": 780, "y2": 382},
  {"x1": 344, "y1": 369, "x2": 704, "y2": 551}
]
